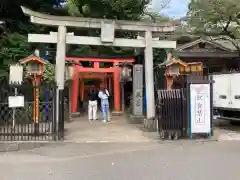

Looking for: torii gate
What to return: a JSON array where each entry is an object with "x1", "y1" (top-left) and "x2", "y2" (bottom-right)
[
  {"x1": 66, "y1": 56, "x2": 135, "y2": 113},
  {"x1": 21, "y1": 6, "x2": 178, "y2": 127}
]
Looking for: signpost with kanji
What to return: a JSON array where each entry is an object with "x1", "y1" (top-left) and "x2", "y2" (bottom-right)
[{"x1": 189, "y1": 83, "x2": 211, "y2": 139}]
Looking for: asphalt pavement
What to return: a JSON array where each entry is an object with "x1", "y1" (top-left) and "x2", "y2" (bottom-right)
[
  {"x1": 0, "y1": 118, "x2": 240, "y2": 180},
  {"x1": 0, "y1": 141, "x2": 240, "y2": 180}
]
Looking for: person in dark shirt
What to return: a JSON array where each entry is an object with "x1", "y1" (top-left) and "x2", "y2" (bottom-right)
[{"x1": 88, "y1": 85, "x2": 98, "y2": 121}]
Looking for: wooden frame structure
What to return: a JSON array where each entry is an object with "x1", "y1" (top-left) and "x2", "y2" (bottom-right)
[
  {"x1": 21, "y1": 6, "x2": 178, "y2": 123},
  {"x1": 65, "y1": 57, "x2": 135, "y2": 113}
]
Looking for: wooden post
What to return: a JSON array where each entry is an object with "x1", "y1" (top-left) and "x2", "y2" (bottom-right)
[
  {"x1": 80, "y1": 81, "x2": 84, "y2": 101},
  {"x1": 71, "y1": 67, "x2": 79, "y2": 113},
  {"x1": 113, "y1": 68, "x2": 121, "y2": 112},
  {"x1": 35, "y1": 87, "x2": 39, "y2": 123},
  {"x1": 33, "y1": 76, "x2": 40, "y2": 123},
  {"x1": 108, "y1": 77, "x2": 112, "y2": 95}
]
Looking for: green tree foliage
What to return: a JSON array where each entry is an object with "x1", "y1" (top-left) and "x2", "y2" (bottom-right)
[
  {"x1": 188, "y1": 0, "x2": 240, "y2": 53},
  {"x1": 0, "y1": 33, "x2": 31, "y2": 77},
  {"x1": 67, "y1": 0, "x2": 149, "y2": 20},
  {"x1": 43, "y1": 62, "x2": 55, "y2": 83},
  {"x1": 66, "y1": 0, "x2": 150, "y2": 57},
  {"x1": 0, "y1": 0, "x2": 66, "y2": 77}
]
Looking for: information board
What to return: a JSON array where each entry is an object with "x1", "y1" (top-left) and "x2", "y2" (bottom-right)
[
  {"x1": 190, "y1": 83, "x2": 211, "y2": 134},
  {"x1": 8, "y1": 96, "x2": 24, "y2": 108}
]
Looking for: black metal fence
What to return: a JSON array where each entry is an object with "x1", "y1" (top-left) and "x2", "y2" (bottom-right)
[
  {"x1": 156, "y1": 88, "x2": 188, "y2": 139},
  {"x1": 0, "y1": 79, "x2": 60, "y2": 141}
]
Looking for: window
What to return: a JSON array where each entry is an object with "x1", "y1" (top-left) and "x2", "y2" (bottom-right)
[
  {"x1": 198, "y1": 42, "x2": 206, "y2": 48},
  {"x1": 29, "y1": 62, "x2": 40, "y2": 72},
  {"x1": 171, "y1": 64, "x2": 180, "y2": 74}
]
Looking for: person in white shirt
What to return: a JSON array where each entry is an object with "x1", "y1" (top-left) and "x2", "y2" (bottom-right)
[{"x1": 98, "y1": 84, "x2": 110, "y2": 122}]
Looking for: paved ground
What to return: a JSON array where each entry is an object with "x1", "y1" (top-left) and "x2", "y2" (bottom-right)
[
  {"x1": 1, "y1": 141, "x2": 240, "y2": 180},
  {"x1": 65, "y1": 115, "x2": 240, "y2": 142},
  {"x1": 64, "y1": 115, "x2": 158, "y2": 143},
  {"x1": 213, "y1": 118, "x2": 240, "y2": 141},
  {"x1": 1, "y1": 117, "x2": 240, "y2": 179}
]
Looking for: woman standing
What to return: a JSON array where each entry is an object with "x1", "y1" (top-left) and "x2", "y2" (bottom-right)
[
  {"x1": 98, "y1": 84, "x2": 110, "y2": 123},
  {"x1": 88, "y1": 85, "x2": 98, "y2": 121}
]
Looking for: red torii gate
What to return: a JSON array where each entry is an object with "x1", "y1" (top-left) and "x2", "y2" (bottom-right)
[{"x1": 65, "y1": 57, "x2": 135, "y2": 113}]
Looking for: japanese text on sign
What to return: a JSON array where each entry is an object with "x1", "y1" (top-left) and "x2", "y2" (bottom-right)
[
  {"x1": 195, "y1": 94, "x2": 205, "y2": 125},
  {"x1": 190, "y1": 83, "x2": 211, "y2": 134}
]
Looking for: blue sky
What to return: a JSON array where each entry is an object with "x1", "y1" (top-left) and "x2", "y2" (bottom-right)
[{"x1": 152, "y1": 0, "x2": 189, "y2": 18}]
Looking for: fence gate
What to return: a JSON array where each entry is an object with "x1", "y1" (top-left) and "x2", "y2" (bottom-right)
[
  {"x1": 156, "y1": 88, "x2": 188, "y2": 139},
  {"x1": 0, "y1": 79, "x2": 58, "y2": 141}
]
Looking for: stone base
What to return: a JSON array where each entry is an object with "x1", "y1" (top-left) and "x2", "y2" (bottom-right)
[
  {"x1": 111, "y1": 111, "x2": 123, "y2": 116},
  {"x1": 143, "y1": 118, "x2": 157, "y2": 132},
  {"x1": 71, "y1": 112, "x2": 80, "y2": 118},
  {"x1": 128, "y1": 114, "x2": 145, "y2": 124}
]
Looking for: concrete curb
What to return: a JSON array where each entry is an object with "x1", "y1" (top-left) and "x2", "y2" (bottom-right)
[
  {"x1": 0, "y1": 141, "x2": 59, "y2": 152},
  {"x1": 0, "y1": 135, "x2": 220, "y2": 152}
]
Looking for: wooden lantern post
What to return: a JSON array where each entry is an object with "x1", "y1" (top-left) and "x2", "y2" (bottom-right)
[
  {"x1": 159, "y1": 53, "x2": 187, "y2": 89},
  {"x1": 19, "y1": 54, "x2": 47, "y2": 126}
]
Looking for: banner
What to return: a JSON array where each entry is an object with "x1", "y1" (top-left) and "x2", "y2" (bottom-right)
[{"x1": 190, "y1": 83, "x2": 211, "y2": 134}]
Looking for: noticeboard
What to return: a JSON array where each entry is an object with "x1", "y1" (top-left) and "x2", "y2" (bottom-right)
[{"x1": 189, "y1": 83, "x2": 211, "y2": 134}]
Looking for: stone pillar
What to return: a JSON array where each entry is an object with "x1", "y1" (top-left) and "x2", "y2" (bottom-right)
[
  {"x1": 144, "y1": 30, "x2": 155, "y2": 120},
  {"x1": 55, "y1": 26, "x2": 66, "y2": 137},
  {"x1": 132, "y1": 64, "x2": 143, "y2": 116},
  {"x1": 55, "y1": 26, "x2": 67, "y2": 90}
]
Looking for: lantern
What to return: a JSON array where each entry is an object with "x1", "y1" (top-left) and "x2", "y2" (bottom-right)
[
  {"x1": 120, "y1": 66, "x2": 132, "y2": 82},
  {"x1": 65, "y1": 64, "x2": 74, "y2": 80}
]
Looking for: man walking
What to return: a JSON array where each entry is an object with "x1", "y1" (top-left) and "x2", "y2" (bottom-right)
[{"x1": 88, "y1": 85, "x2": 98, "y2": 121}]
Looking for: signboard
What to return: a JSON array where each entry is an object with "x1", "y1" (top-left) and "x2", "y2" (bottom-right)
[
  {"x1": 132, "y1": 64, "x2": 143, "y2": 116},
  {"x1": 8, "y1": 96, "x2": 24, "y2": 108},
  {"x1": 101, "y1": 20, "x2": 115, "y2": 43},
  {"x1": 190, "y1": 83, "x2": 211, "y2": 134},
  {"x1": 9, "y1": 64, "x2": 23, "y2": 85}
]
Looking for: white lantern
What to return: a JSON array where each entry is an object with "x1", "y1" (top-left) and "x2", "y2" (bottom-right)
[
  {"x1": 120, "y1": 66, "x2": 132, "y2": 82},
  {"x1": 65, "y1": 65, "x2": 74, "y2": 80}
]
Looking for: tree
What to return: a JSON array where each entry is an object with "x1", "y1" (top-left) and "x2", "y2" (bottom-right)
[
  {"x1": 67, "y1": 0, "x2": 149, "y2": 20},
  {"x1": 0, "y1": 33, "x2": 31, "y2": 77},
  {"x1": 0, "y1": 0, "x2": 66, "y2": 77},
  {"x1": 43, "y1": 62, "x2": 55, "y2": 83},
  {"x1": 187, "y1": 0, "x2": 240, "y2": 53},
  {"x1": 66, "y1": 0, "x2": 151, "y2": 57}
]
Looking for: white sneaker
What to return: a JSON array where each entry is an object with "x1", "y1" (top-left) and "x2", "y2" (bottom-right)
[{"x1": 102, "y1": 120, "x2": 107, "y2": 123}]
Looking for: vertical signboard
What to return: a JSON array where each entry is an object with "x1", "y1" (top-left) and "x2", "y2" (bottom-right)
[
  {"x1": 132, "y1": 64, "x2": 143, "y2": 116},
  {"x1": 190, "y1": 83, "x2": 211, "y2": 135}
]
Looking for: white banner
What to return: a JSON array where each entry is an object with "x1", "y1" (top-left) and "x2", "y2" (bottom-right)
[
  {"x1": 9, "y1": 64, "x2": 23, "y2": 85},
  {"x1": 190, "y1": 83, "x2": 211, "y2": 134}
]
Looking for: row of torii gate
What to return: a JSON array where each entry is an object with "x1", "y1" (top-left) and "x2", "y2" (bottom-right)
[
  {"x1": 21, "y1": 6, "x2": 178, "y2": 128},
  {"x1": 66, "y1": 56, "x2": 135, "y2": 113}
]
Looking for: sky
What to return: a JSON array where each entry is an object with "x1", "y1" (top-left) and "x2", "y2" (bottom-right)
[{"x1": 152, "y1": 0, "x2": 189, "y2": 18}]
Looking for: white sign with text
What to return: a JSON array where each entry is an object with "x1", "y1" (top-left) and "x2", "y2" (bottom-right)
[
  {"x1": 8, "y1": 96, "x2": 24, "y2": 108},
  {"x1": 190, "y1": 84, "x2": 211, "y2": 134}
]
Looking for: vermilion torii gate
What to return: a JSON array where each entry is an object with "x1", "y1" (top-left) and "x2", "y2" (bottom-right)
[
  {"x1": 21, "y1": 6, "x2": 178, "y2": 128},
  {"x1": 65, "y1": 56, "x2": 135, "y2": 113}
]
